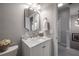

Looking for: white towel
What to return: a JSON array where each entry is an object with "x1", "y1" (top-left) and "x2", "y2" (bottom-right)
[{"x1": 42, "y1": 19, "x2": 48, "y2": 32}]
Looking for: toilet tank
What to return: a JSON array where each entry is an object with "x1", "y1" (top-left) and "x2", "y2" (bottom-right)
[{"x1": 0, "y1": 45, "x2": 18, "y2": 56}]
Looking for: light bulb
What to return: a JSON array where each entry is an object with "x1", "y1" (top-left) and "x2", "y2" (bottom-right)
[
  {"x1": 75, "y1": 21, "x2": 78, "y2": 24},
  {"x1": 25, "y1": 5, "x2": 29, "y2": 9},
  {"x1": 77, "y1": 18, "x2": 79, "y2": 20},
  {"x1": 30, "y1": 7, "x2": 33, "y2": 10},
  {"x1": 74, "y1": 20, "x2": 79, "y2": 27},
  {"x1": 37, "y1": 5, "x2": 40, "y2": 10},
  {"x1": 58, "y1": 3, "x2": 63, "y2": 7}
]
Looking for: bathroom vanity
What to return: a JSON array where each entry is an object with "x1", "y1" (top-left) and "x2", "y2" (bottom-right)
[
  {"x1": 23, "y1": 4, "x2": 51, "y2": 56},
  {"x1": 22, "y1": 37, "x2": 51, "y2": 56}
]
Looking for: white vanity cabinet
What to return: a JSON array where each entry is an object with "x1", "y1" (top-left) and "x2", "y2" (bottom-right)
[{"x1": 22, "y1": 37, "x2": 51, "y2": 56}]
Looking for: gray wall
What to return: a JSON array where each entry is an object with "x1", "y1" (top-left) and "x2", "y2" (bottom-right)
[
  {"x1": 40, "y1": 3, "x2": 58, "y2": 55},
  {"x1": 70, "y1": 3, "x2": 79, "y2": 50},
  {"x1": 0, "y1": 3, "x2": 57, "y2": 55},
  {"x1": 0, "y1": 3, "x2": 27, "y2": 55},
  {"x1": 18, "y1": 3, "x2": 58, "y2": 56},
  {"x1": 58, "y1": 7, "x2": 70, "y2": 47},
  {"x1": 0, "y1": 3, "x2": 26, "y2": 44}
]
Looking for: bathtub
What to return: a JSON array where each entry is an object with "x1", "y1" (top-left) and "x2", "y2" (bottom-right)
[{"x1": 0, "y1": 45, "x2": 18, "y2": 56}]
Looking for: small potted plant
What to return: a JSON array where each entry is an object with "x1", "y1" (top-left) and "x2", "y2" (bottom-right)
[{"x1": 0, "y1": 39, "x2": 11, "y2": 52}]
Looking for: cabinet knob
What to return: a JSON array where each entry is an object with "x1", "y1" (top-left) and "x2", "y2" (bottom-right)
[{"x1": 42, "y1": 46, "x2": 46, "y2": 48}]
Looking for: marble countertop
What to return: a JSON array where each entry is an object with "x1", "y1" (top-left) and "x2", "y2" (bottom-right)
[{"x1": 22, "y1": 36, "x2": 51, "y2": 48}]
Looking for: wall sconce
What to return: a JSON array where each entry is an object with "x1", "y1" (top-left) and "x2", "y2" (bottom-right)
[{"x1": 75, "y1": 10, "x2": 79, "y2": 27}]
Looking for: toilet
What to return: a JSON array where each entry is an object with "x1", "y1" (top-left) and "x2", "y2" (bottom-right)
[{"x1": 0, "y1": 45, "x2": 18, "y2": 56}]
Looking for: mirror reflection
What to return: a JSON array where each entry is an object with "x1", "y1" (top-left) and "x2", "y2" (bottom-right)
[{"x1": 24, "y1": 4, "x2": 40, "y2": 32}]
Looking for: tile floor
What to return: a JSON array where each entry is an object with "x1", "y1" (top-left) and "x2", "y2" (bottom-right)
[{"x1": 58, "y1": 44, "x2": 79, "y2": 56}]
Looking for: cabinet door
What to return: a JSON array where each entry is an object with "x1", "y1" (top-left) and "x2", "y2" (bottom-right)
[
  {"x1": 22, "y1": 40, "x2": 30, "y2": 56},
  {"x1": 42, "y1": 40, "x2": 51, "y2": 56},
  {"x1": 30, "y1": 40, "x2": 51, "y2": 56},
  {"x1": 30, "y1": 44, "x2": 43, "y2": 56}
]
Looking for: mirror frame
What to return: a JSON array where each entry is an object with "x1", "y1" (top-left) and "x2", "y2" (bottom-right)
[{"x1": 24, "y1": 8, "x2": 41, "y2": 32}]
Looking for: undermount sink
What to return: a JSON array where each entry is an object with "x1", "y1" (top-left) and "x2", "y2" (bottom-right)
[
  {"x1": 22, "y1": 36, "x2": 51, "y2": 48},
  {"x1": 29, "y1": 37, "x2": 44, "y2": 41}
]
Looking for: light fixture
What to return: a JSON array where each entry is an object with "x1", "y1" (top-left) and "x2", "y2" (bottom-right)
[
  {"x1": 77, "y1": 10, "x2": 79, "y2": 20},
  {"x1": 30, "y1": 3, "x2": 40, "y2": 12},
  {"x1": 31, "y1": 4, "x2": 40, "y2": 10},
  {"x1": 75, "y1": 10, "x2": 79, "y2": 26},
  {"x1": 37, "y1": 5, "x2": 41, "y2": 10},
  {"x1": 30, "y1": 7, "x2": 33, "y2": 10},
  {"x1": 24, "y1": 3, "x2": 41, "y2": 13},
  {"x1": 75, "y1": 21, "x2": 78, "y2": 24},
  {"x1": 58, "y1": 3, "x2": 64, "y2": 7},
  {"x1": 25, "y1": 5, "x2": 29, "y2": 9}
]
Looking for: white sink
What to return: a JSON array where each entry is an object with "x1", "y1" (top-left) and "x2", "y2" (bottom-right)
[{"x1": 22, "y1": 36, "x2": 50, "y2": 48}]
